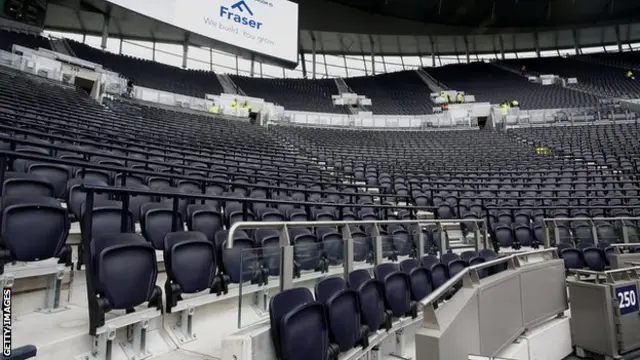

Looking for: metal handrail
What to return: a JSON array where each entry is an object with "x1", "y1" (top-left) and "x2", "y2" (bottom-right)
[
  {"x1": 419, "y1": 248, "x2": 558, "y2": 311},
  {"x1": 225, "y1": 218, "x2": 487, "y2": 248}
]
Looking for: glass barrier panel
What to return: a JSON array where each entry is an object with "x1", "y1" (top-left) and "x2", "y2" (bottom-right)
[{"x1": 236, "y1": 246, "x2": 273, "y2": 329}]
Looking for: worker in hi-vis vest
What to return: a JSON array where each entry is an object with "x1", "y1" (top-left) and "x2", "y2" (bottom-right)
[
  {"x1": 243, "y1": 101, "x2": 251, "y2": 111},
  {"x1": 231, "y1": 98, "x2": 239, "y2": 109},
  {"x1": 456, "y1": 92, "x2": 464, "y2": 104},
  {"x1": 208, "y1": 103, "x2": 219, "y2": 114}
]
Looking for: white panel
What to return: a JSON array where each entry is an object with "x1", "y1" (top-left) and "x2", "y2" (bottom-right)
[
  {"x1": 339, "y1": 33, "x2": 359, "y2": 52},
  {"x1": 471, "y1": 35, "x2": 492, "y2": 54},
  {"x1": 417, "y1": 37, "x2": 433, "y2": 54},
  {"x1": 579, "y1": 27, "x2": 602, "y2": 46},
  {"x1": 106, "y1": 0, "x2": 299, "y2": 63},
  {"x1": 602, "y1": 26, "x2": 617, "y2": 45},
  {"x1": 556, "y1": 29, "x2": 573, "y2": 48},
  {"x1": 359, "y1": 34, "x2": 372, "y2": 54},
  {"x1": 399, "y1": 35, "x2": 418, "y2": 54},
  {"x1": 514, "y1": 33, "x2": 535, "y2": 51},
  {"x1": 629, "y1": 23, "x2": 640, "y2": 42},
  {"x1": 378, "y1": 35, "x2": 399, "y2": 54},
  {"x1": 501, "y1": 33, "x2": 514, "y2": 51},
  {"x1": 497, "y1": 338, "x2": 530, "y2": 360},
  {"x1": 437, "y1": 35, "x2": 456, "y2": 53},
  {"x1": 526, "y1": 317, "x2": 572, "y2": 360},
  {"x1": 537, "y1": 31, "x2": 555, "y2": 50}
]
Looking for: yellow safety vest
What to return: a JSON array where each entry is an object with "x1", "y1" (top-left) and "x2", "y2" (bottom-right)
[
  {"x1": 456, "y1": 94, "x2": 463, "y2": 103},
  {"x1": 231, "y1": 101, "x2": 238, "y2": 108},
  {"x1": 208, "y1": 106, "x2": 218, "y2": 113},
  {"x1": 243, "y1": 104, "x2": 251, "y2": 110},
  {"x1": 511, "y1": 100, "x2": 519, "y2": 107}
]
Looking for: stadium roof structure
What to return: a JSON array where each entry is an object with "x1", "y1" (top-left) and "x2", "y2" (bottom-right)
[{"x1": 43, "y1": 0, "x2": 640, "y2": 56}]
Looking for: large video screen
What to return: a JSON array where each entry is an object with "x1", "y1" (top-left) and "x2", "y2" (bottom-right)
[{"x1": 107, "y1": 0, "x2": 299, "y2": 65}]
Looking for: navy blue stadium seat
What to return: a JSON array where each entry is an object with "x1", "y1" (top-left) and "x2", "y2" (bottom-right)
[
  {"x1": 400, "y1": 258, "x2": 431, "y2": 301},
  {"x1": 561, "y1": 247, "x2": 585, "y2": 270},
  {"x1": 374, "y1": 263, "x2": 418, "y2": 318},
  {"x1": 348, "y1": 269, "x2": 392, "y2": 331},
  {"x1": 254, "y1": 228, "x2": 281, "y2": 276},
  {"x1": 2, "y1": 171, "x2": 53, "y2": 198},
  {"x1": 163, "y1": 231, "x2": 227, "y2": 312},
  {"x1": 0, "y1": 196, "x2": 71, "y2": 270},
  {"x1": 289, "y1": 228, "x2": 323, "y2": 273},
  {"x1": 582, "y1": 247, "x2": 607, "y2": 271},
  {"x1": 186, "y1": 204, "x2": 223, "y2": 243},
  {"x1": 214, "y1": 230, "x2": 266, "y2": 284},
  {"x1": 66, "y1": 178, "x2": 109, "y2": 220},
  {"x1": 140, "y1": 202, "x2": 183, "y2": 250},
  {"x1": 315, "y1": 277, "x2": 369, "y2": 351},
  {"x1": 269, "y1": 287, "x2": 339, "y2": 360},
  {"x1": 3, "y1": 344, "x2": 37, "y2": 360},
  {"x1": 89, "y1": 233, "x2": 162, "y2": 325}
]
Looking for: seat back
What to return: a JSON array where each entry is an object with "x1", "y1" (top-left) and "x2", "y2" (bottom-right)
[
  {"x1": 91, "y1": 233, "x2": 158, "y2": 309},
  {"x1": 315, "y1": 277, "x2": 347, "y2": 304},
  {"x1": 164, "y1": 231, "x2": 216, "y2": 293},
  {"x1": 348, "y1": 270, "x2": 386, "y2": 331},
  {"x1": 280, "y1": 303, "x2": 330, "y2": 360},
  {"x1": 1, "y1": 196, "x2": 69, "y2": 261},
  {"x1": 269, "y1": 288, "x2": 315, "y2": 360}
]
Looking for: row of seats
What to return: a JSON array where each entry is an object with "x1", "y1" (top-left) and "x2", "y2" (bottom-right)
[{"x1": 268, "y1": 249, "x2": 502, "y2": 359}]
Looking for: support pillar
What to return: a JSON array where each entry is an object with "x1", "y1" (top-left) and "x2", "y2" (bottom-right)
[
  {"x1": 209, "y1": 48, "x2": 213, "y2": 71},
  {"x1": 615, "y1": 24, "x2": 623, "y2": 52},
  {"x1": 312, "y1": 37, "x2": 317, "y2": 79},
  {"x1": 533, "y1": 31, "x2": 541, "y2": 57},
  {"x1": 369, "y1": 35, "x2": 376, "y2": 75},
  {"x1": 119, "y1": 38, "x2": 123, "y2": 55},
  {"x1": 323, "y1": 54, "x2": 328, "y2": 77},
  {"x1": 152, "y1": 41, "x2": 156, "y2": 61},
  {"x1": 572, "y1": 28, "x2": 581, "y2": 55},
  {"x1": 429, "y1": 36, "x2": 436, "y2": 67},
  {"x1": 464, "y1": 35, "x2": 470, "y2": 63},
  {"x1": 300, "y1": 50, "x2": 307, "y2": 78},
  {"x1": 250, "y1": 57, "x2": 255, "y2": 77},
  {"x1": 181, "y1": 36, "x2": 189, "y2": 69},
  {"x1": 498, "y1": 34, "x2": 505, "y2": 60},
  {"x1": 101, "y1": 14, "x2": 109, "y2": 50},
  {"x1": 343, "y1": 55, "x2": 348, "y2": 77}
]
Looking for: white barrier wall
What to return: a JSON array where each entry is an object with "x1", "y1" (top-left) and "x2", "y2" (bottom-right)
[{"x1": 282, "y1": 110, "x2": 457, "y2": 128}]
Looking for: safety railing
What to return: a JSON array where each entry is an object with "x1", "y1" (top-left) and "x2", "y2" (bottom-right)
[
  {"x1": 417, "y1": 247, "x2": 568, "y2": 359},
  {"x1": 542, "y1": 216, "x2": 640, "y2": 247},
  {"x1": 280, "y1": 111, "x2": 457, "y2": 129},
  {"x1": 227, "y1": 218, "x2": 490, "y2": 292}
]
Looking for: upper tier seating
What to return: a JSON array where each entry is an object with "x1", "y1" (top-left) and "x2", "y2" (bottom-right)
[
  {"x1": 344, "y1": 71, "x2": 435, "y2": 115},
  {"x1": 581, "y1": 51, "x2": 640, "y2": 70},
  {"x1": 66, "y1": 40, "x2": 224, "y2": 97},
  {"x1": 0, "y1": 28, "x2": 51, "y2": 52},
  {"x1": 229, "y1": 76, "x2": 347, "y2": 114},
  {"x1": 503, "y1": 57, "x2": 640, "y2": 98},
  {"x1": 426, "y1": 62, "x2": 600, "y2": 109}
]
